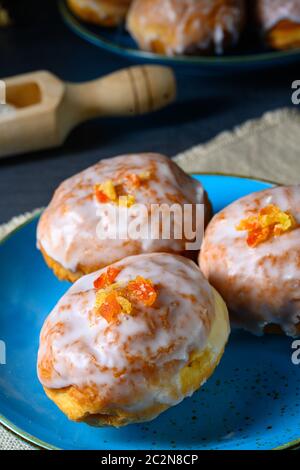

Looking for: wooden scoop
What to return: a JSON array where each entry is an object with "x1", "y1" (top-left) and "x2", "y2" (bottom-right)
[{"x1": 0, "y1": 65, "x2": 176, "y2": 158}]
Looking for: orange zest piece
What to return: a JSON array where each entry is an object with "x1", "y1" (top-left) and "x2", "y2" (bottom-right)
[
  {"x1": 93, "y1": 271, "x2": 158, "y2": 323},
  {"x1": 94, "y1": 287, "x2": 133, "y2": 323},
  {"x1": 97, "y1": 292, "x2": 121, "y2": 323},
  {"x1": 127, "y1": 276, "x2": 157, "y2": 307},
  {"x1": 94, "y1": 188, "x2": 109, "y2": 203},
  {"x1": 118, "y1": 194, "x2": 136, "y2": 208},
  {"x1": 116, "y1": 296, "x2": 132, "y2": 315},
  {"x1": 236, "y1": 204, "x2": 297, "y2": 247},
  {"x1": 94, "y1": 180, "x2": 117, "y2": 204},
  {"x1": 94, "y1": 172, "x2": 151, "y2": 206},
  {"x1": 93, "y1": 266, "x2": 121, "y2": 289},
  {"x1": 138, "y1": 170, "x2": 152, "y2": 181},
  {"x1": 107, "y1": 266, "x2": 121, "y2": 283},
  {"x1": 94, "y1": 178, "x2": 136, "y2": 207},
  {"x1": 93, "y1": 273, "x2": 107, "y2": 289}
]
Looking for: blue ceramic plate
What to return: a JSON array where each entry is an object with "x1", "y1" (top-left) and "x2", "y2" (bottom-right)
[
  {"x1": 59, "y1": 0, "x2": 300, "y2": 73},
  {"x1": 1, "y1": 175, "x2": 300, "y2": 450}
]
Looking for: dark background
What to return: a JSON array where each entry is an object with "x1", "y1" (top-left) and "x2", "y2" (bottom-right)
[{"x1": 0, "y1": 0, "x2": 298, "y2": 224}]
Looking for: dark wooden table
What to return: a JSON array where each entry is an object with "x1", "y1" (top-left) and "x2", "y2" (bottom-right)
[{"x1": 0, "y1": 0, "x2": 298, "y2": 224}]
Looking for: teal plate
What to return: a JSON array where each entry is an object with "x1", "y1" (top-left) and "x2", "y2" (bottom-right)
[
  {"x1": 59, "y1": 0, "x2": 300, "y2": 73},
  {"x1": 0, "y1": 175, "x2": 300, "y2": 450}
]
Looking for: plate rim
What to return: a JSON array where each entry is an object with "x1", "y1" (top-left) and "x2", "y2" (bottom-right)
[
  {"x1": 0, "y1": 173, "x2": 299, "y2": 451},
  {"x1": 59, "y1": 0, "x2": 300, "y2": 67}
]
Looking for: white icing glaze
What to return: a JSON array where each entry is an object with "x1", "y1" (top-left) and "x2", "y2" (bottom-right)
[
  {"x1": 37, "y1": 153, "x2": 206, "y2": 272},
  {"x1": 256, "y1": 0, "x2": 300, "y2": 31},
  {"x1": 200, "y1": 185, "x2": 300, "y2": 336},
  {"x1": 38, "y1": 253, "x2": 215, "y2": 412},
  {"x1": 127, "y1": 0, "x2": 245, "y2": 56}
]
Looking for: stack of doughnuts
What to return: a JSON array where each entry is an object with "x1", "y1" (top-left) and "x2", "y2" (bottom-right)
[{"x1": 66, "y1": 0, "x2": 300, "y2": 55}]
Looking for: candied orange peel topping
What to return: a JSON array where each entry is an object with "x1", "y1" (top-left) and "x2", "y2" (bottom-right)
[
  {"x1": 94, "y1": 172, "x2": 151, "y2": 207},
  {"x1": 94, "y1": 179, "x2": 135, "y2": 207},
  {"x1": 94, "y1": 180, "x2": 117, "y2": 204},
  {"x1": 118, "y1": 194, "x2": 135, "y2": 208},
  {"x1": 93, "y1": 266, "x2": 121, "y2": 289},
  {"x1": 93, "y1": 268, "x2": 158, "y2": 323},
  {"x1": 236, "y1": 204, "x2": 297, "y2": 247},
  {"x1": 97, "y1": 292, "x2": 122, "y2": 323},
  {"x1": 127, "y1": 276, "x2": 157, "y2": 307}
]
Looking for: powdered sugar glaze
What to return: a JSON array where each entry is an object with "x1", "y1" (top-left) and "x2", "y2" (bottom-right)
[
  {"x1": 38, "y1": 253, "x2": 215, "y2": 412},
  {"x1": 200, "y1": 185, "x2": 300, "y2": 336},
  {"x1": 37, "y1": 153, "x2": 205, "y2": 273}
]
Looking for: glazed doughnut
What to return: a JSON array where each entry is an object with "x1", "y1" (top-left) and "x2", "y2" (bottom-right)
[
  {"x1": 255, "y1": 0, "x2": 300, "y2": 50},
  {"x1": 127, "y1": 0, "x2": 246, "y2": 56},
  {"x1": 38, "y1": 253, "x2": 230, "y2": 426},
  {"x1": 37, "y1": 153, "x2": 211, "y2": 282},
  {"x1": 67, "y1": 0, "x2": 131, "y2": 27},
  {"x1": 200, "y1": 185, "x2": 300, "y2": 337}
]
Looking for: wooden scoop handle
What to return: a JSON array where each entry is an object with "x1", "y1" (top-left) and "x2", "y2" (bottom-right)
[
  {"x1": 66, "y1": 65, "x2": 176, "y2": 121},
  {"x1": 0, "y1": 66, "x2": 176, "y2": 158}
]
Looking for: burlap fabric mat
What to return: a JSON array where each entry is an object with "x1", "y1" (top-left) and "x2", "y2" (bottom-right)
[{"x1": 1, "y1": 107, "x2": 299, "y2": 450}]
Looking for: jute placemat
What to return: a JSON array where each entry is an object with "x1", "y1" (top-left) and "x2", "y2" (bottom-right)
[
  {"x1": 1, "y1": 106, "x2": 299, "y2": 450},
  {"x1": 173, "y1": 107, "x2": 300, "y2": 185}
]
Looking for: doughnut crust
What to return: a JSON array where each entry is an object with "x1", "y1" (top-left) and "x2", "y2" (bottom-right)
[
  {"x1": 200, "y1": 185, "x2": 300, "y2": 337},
  {"x1": 67, "y1": 0, "x2": 131, "y2": 26},
  {"x1": 127, "y1": 0, "x2": 246, "y2": 56},
  {"x1": 37, "y1": 153, "x2": 211, "y2": 282},
  {"x1": 38, "y1": 253, "x2": 230, "y2": 426},
  {"x1": 255, "y1": 0, "x2": 300, "y2": 50}
]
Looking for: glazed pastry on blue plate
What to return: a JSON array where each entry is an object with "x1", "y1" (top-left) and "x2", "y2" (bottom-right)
[
  {"x1": 37, "y1": 153, "x2": 211, "y2": 282},
  {"x1": 127, "y1": 0, "x2": 246, "y2": 56},
  {"x1": 37, "y1": 253, "x2": 229, "y2": 426},
  {"x1": 255, "y1": 0, "x2": 300, "y2": 50},
  {"x1": 200, "y1": 185, "x2": 300, "y2": 337}
]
